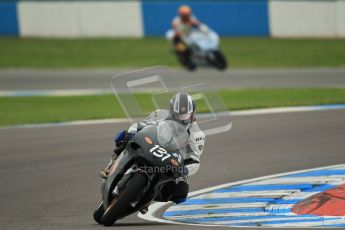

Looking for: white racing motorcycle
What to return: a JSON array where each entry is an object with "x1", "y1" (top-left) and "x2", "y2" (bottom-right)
[{"x1": 167, "y1": 25, "x2": 227, "y2": 71}]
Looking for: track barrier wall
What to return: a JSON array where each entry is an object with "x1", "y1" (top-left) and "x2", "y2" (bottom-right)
[{"x1": 0, "y1": 0, "x2": 344, "y2": 38}]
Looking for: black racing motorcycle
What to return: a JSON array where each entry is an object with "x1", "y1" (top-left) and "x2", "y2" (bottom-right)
[{"x1": 93, "y1": 120, "x2": 189, "y2": 226}]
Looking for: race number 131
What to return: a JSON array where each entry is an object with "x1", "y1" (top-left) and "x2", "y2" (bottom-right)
[{"x1": 150, "y1": 145, "x2": 171, "y2": 161}]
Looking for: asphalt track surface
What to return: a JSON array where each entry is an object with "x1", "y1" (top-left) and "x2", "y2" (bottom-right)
[
  {"x1": 0, "y1": 109, "x2": 344, "y2": 230},
  {"x1": 1, "y1": 68, "x2": 345, "y2": 90}
]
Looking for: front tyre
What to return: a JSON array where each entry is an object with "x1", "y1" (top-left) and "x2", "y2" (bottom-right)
[
  {"x1": 101, "y1": 173, "x2": 147, "y2": 226},
  {"x1": 176, "y1": 49, "x2": 197, "y2": 71},
  {"x1": 93, "y1": 201, "x2": 105, "y2": 224},
  {"x1": 213, "y1": 50, "x2": 227, "y2": 70}
]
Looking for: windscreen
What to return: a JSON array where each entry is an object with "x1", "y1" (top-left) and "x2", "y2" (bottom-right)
[{"x1": 157, "y1": 120, "x2": 189, "y2": 151}]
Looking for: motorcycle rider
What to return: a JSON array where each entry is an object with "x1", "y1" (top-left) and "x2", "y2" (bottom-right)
[
  {"x1": 99, "y1": 92, "x2": 205, "y2": 213},
  {"x1": 170, "y1": 5, "x2": 207, "y2": 70}
]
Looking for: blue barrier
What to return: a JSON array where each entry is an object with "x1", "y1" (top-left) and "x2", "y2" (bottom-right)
[
  {"x1": 0, "y1": 2, "x2": 19, "y2": 36},
  {"x1": 1, "y1": 0, "x2": 269, "y2": 37},
  {"x1": 142, "y1": 0, "x2": 270, "y2": 36}
]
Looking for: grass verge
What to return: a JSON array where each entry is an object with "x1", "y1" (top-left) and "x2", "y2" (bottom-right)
[
  {"x1": 0, "y1": 88, "x2": 344, "y2": 126},
  {"x1": 1, "y1": 37, "x2": 345, "y2": 68}
]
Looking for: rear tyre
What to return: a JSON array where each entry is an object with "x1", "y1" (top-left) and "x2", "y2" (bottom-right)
[
  {"x1": 93, "y1": 201, "x2": 105, "y2": 224},
  {"x1": 101, "y1": 173, "x2": 147, "y2": 226}
]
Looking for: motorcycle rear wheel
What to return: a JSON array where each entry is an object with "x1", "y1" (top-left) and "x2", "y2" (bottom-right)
[{"x1": 101, "y1": 173, "x2": 147, "y2": 226}]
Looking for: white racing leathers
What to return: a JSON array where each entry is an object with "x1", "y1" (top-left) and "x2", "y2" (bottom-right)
[{"x1": 128, "y1": 109, "x2": 205, "y2": 177}]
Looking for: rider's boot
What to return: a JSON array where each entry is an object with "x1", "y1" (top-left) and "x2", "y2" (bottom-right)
[
  {"x1": 139, "y1": 202, "x2": 151, "y2": 214},
  {"x1": 100, "y1": 130, "x2": 132, "y2": 179},
  {"x1": 99, "y1": 153, "x2": 117, "y2": 179}
]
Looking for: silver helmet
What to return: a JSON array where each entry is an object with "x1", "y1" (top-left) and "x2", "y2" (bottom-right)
[{"x1": 169, "y1": 92, "x2": 196, "y2": 129}]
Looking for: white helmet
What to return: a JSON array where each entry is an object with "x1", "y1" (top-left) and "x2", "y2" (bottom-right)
[{"x1": 169, "y1": 92, "x2": 196, "y2": 129}]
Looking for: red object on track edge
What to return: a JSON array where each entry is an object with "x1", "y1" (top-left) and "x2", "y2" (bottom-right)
[{"x1": 292, "y1": 183, "x2": 345, "y2": 216}]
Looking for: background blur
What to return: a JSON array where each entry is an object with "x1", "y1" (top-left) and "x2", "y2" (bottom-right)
[
  {"x1": 0, "y1": 0, "x2": 345, "y2": 125},
  {"x1": 1, "y1": 1, "x2": 345, "y2": 229},
  {"x1": 0, "y1": 0, "x2": 345, "y2": 38},
  {"x1": 1, "y1": 0, "x2": 345, "y2": 38}
]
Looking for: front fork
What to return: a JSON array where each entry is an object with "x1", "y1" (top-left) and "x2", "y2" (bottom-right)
[{"x1": 112, "y1": 165, "x2": 152, "y2": 208}]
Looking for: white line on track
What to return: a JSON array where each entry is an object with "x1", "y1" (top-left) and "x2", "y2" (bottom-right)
[
  {"x1": 249, "y1": 176, "x2": 345, "y2": 185},
  {"x1": 167, "y1": 212, "x2": 269, "y2": 220},
  {"x1": 167, "y1": 203, "x2": 268, "y2": 211},
  {"x1": 192, "y1": 216, "x2": 343, "y2": 226},
  {"x1": 0, "y1": 89, "x2": 113, "y2": 97},
  {"x1": 195, "y1": 191, "x2": 299, "y2": 199},
  {"x1": 0, "y1": 88, "x2": 165, "y2": 97},
  {"x1": 279, "y1": 192, "x2": 319, "y2": 200},
  {"x1": 1, "y1": 105, "x2": 345, "y2": 130},
  {"x1": 137, "y1": 164, "x2": 345, "y2": 228}
]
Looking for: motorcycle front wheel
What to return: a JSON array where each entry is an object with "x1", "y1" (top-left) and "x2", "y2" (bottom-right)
[
  {"x1": 101, "y1": 173, "x2": 147, "y2": 226},
  {"x1": 93, "y1": 201, "x2": 105, "y2": 224},
  {"x1": 213, "y1": 50, "x2": 227, "y2": 70}
]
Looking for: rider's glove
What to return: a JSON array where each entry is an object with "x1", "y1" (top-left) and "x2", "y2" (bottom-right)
[
  {"x1": 113, "y1": 130, "x2": 134, "y2": 155},
  {"x1": 114, "y1": 130, "x2": 133, "y2": 145}
]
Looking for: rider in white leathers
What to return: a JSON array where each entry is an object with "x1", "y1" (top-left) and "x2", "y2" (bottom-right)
[
  {"x1": 100, "y1": 92, "x2": 205, "y2": 212},
  {"x1": 167, "y1": 5, "x2": 207, "y2": 70},
  {"x1": 128, "y1": 108, "x2": 205, "y2": 176}
]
